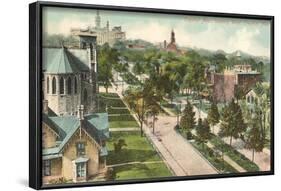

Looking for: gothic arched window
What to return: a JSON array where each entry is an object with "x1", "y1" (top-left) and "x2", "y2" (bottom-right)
[
  {"x1": 46, "y1": 77, "x2": 49, "y2": 94},
  {"x1": 74, "y1": 76, "x2": 78, "y2": 94},
  {"x1": 59, "y1": 77, "x2": 64, "y2": 94},
  {"x1": 67, "y1": 77, "x2": 72, "y2": 94},
  {"x1": 52, "y1": 77, "x2": 56, "y2": 94}
]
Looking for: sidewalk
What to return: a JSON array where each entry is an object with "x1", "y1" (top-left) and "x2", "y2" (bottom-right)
[{"x1": 109, "y1": 81, "x2": 218, "y2": 176}]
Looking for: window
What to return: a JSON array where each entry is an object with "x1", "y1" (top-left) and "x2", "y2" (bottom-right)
[
  {"x1": 67, "y1": 77, "x2": 72, "y2": 94},
  {"x1": 59, "y1": 77, "x2": 64, "y2": 94},
  {"x1": 254, "y1": 97, "x2": 258, "y2": 105},
  {"x1": 247, "y1": 96, "x2": 250, "y2": 103},
  {"x1": 76, "y1": 162, "x2": 86, "y2": 178},
  {"x1": 74, "y1": 77, "x2": 78, "y2": 94},
  {"x1": 46, "y1": 77, "x2": 49, "y2": 94},
  {"x1": 52, "y1": 77, "x2": 56, "y2": 94},
  {"x1": 43, "y1": 160, "x2": 51, "y2": 176},
  {"x1": 76, "y1": 142, "x2": 85, "y2": 156}
]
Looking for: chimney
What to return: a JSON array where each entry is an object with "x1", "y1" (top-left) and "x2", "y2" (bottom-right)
[
  {"x1": 77, "y1": 105, "x2": 84, "y2": 139},
  {"x1": 77, "y1": 105, "x2": 84, "y2": 120},
  {"x1": 43, "y1": 100, "x2": 48, "y2": 115}
]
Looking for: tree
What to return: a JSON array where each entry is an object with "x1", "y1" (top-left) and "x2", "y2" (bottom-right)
[
  {"x1": 219, "y1": 99, "x2": 246, "y2": 146},
  {"x1": 180, "y1": 100, "x2": 196, "y2": 138},
  {"x1": 196, "y1": 118, "x2": 211, "y2": 147},
  {"x1": 132, "y1": 61, "x2": 145, "y2": 76},
  {"x1": 244, "y1": 117, "x2": 264, "y2": 162},
  {"x1": 212, "y1": 53, "x2": 227, "y2": 72},
  {"x1": 143, "y1": 79, "x2": 162, "y2": 134},
  {"x1": 98, "y1": 43, "x2": 119, "y2": 93},
  {"x1": 207, "y1": 102, "x2": 220, "y2": 133},
  {"x1": 113, "y1": 139, "x2": 127, "y2": 153},
  {"x1": 123, "y1": 86, "x2": 145, "y2": 136}
]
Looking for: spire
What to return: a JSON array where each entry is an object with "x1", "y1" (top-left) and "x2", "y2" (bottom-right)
[
  {"x1": 171, "y1": 29, "x2": 175, "y2": 43},
  {"x1": 95, "y1": 10, "x2": 101, "y2": 28},
  {"x1": 106, "y1": 20, "x2": 109, "y2": 31}
]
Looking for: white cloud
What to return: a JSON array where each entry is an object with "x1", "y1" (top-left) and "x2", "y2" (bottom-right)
[
  {"x1": 125, "y1": 21, "x2": 171, "y2": 43},
  {"x1": 43, "y1": 10, "x2": 270, "y2": 57}
]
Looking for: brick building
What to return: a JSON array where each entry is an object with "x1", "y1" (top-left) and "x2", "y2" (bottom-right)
[{"x1": 207, "y1": 65, "x2": 261, "y2": 102}]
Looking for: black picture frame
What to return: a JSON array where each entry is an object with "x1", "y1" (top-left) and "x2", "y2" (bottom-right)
[{"x1": 29, "y1": 1, "x2": 274, "y2": 190}]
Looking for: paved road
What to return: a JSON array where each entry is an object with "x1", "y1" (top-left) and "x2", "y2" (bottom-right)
[
  {"x1": 105, "y1": 74, "x2": 218, "y2": 176},
  {"x1": 176, "y1": 98, "x2": 271, "y2": 172},
  {"x1": 147, "y1": 115, "x2": 218, "y2": 176}
]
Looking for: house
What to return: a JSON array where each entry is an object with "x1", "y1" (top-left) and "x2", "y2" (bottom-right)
[{"x1": 42, "y1": 102, "x2": 109, "y2": 184}]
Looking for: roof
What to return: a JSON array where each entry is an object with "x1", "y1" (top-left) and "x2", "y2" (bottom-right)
[
  {"x1": 73, "y1": 157, "x2": 89, "y2": 163},
  {"x1": 43, "y1": 47, "x2": 90, "y2": 74},
  {"x1": 43, "y1": 112, "x2": 109, "y2": 157},
  {"x1": 244, "y1": 81, "x2": 271, "y2": 100}
]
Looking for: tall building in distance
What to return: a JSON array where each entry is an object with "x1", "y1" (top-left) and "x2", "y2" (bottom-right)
[
  {"x1": 165, "y1": 30, "x2": 177, "y2": 52},
  {"x1": 71, "y1": 10, "x2": 126, "y2": 46},
  {"x1": 206, "y1": 64, "x2": 261, "y2": 103}
]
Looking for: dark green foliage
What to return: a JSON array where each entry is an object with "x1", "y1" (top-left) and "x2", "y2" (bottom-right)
[
  {"x1": 209, "y1": 134, "x2": 259, "y2": 171},
  {"x1": 207, "y1": 102, "x2": 220, "y2": 132},
  {"x1": 196, "y1": 119, "x2": 211, "y2": 145},
  {"x1": 98, "y1": 43, "x2": 119, "y2": 93},
  {"x1": 219, "y1": 99, "x2": 246, "y2": 146},
  {"x1": 180, "y1": 100, "x2": 196, "y2": 132},
  {"x1": 113, "y1": 139, "x2": 127, "y2": 153},
  {"x1": 120, "y1": 72, "x2": 140, "y2": 85},
  {"x1": 211, "y1": 53, "x2": 227, "y2": 72},
  {"x1": 244, "y1": 115, "x2": 265, "y2": 162},
  {"x1": 191, "y1": 140, "x2": 238, "y2": 173}
]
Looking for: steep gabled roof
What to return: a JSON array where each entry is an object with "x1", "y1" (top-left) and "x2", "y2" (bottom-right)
[
  {"x1": 42, "y1": 113, "x2": 109, "y2": 157},
  {"x1": 43, "y1": 47, "x2": 89, "y2": 74}
]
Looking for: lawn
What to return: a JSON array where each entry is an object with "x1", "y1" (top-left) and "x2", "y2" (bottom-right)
[
  {"x1": 107, "y1": 131, "x2": 162, "y2": 164},
  {"x1": 109, "y1": 114, "x2": 139, "y2": 128},
  {"x1": 113, "y1": 163, "x2": 172, "y2": 180},
  {"x1": 106, "y1": 131, "x2": 173, "y2": 180},
  {"x1": 98, "y1": 92, "x2": 139, "y2": 128},
  {"x1": 109, "y1": 121, "x2": 139, "y2": 128},
  {"x1": 209, "y1": 134, "x2": 259, "y2": 172}
]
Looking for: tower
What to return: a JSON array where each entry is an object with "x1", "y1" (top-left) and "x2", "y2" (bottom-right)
[
  {"x1": 95, "y1": 10, "x2": 101, "y2": 28},
  {"x1": 106, "y1": 21, "x2": 109, "y2": 31},
  {"x1": 171, "y1": 29, "x2": 176, "y2": 44}
]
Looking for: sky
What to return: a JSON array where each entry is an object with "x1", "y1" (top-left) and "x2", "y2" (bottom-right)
[{"x1": 43, "y1": 6, "x2": 271, "y2": 57}]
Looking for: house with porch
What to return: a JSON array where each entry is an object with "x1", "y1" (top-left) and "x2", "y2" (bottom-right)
[{"x1": 42, "y1": 102, "x2": 109, "y2": 184}]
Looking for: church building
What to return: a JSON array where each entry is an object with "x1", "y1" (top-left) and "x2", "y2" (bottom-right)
[
  {"x1": 163, "y1": 29, "x2": 179, "y2": 53},
  {"x1": 43, "y1": 36, "x2": 98, "y2": 116},
  {"x1": 42, "y1": 35, "x2": 110, "y2": 184}
]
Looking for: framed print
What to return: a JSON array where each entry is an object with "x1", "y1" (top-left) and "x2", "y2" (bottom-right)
[{"x1": 29, "y1": 1, "x2": 274, "y2": 189}]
